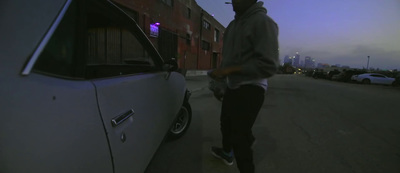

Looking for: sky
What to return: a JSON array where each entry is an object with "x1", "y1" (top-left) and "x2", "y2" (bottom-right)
[{"x1": 195, "y1": 0, "x2": 400, "y2": 70}]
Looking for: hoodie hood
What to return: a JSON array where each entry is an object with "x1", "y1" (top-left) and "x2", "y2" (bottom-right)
[{"x1": 235, "y1": 1, "x2": 267, "y2": 20}]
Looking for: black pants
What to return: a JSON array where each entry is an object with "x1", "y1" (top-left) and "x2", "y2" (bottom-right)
[{"x1": 221, "y1": 85, "x2": 265, "y2": 173}]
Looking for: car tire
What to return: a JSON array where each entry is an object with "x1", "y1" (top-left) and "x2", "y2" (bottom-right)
[
  {"x1": 362, "y1": 79, "x2": 371, "y2": 84},
  {"x1": 168, "y1": 101, "x2": 192, "y2": 140}
]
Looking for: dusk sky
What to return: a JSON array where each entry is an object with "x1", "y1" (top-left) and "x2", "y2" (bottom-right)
[{"x1": 195, "y1": 0, "x2": 400, "y2": 70}]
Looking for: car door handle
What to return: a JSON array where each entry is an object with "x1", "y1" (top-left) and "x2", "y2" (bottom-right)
[{"x1": 111, "y1": 109, "x2": 135, "y2": 127}]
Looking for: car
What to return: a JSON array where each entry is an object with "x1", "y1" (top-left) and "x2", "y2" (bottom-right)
[
  {"x1": 312, "y1": 69, "x2": 328, "y2": 79},
  {"x1": 350, "y1": 73, "x2": 358, "y2": 81},
  {"x1": 0, "y1": 0, "x2": 191, "y2": 173},
  {"x1": 352, "y1": 73, "x2": 396, "y2": 85},
  {"x1": 331, "y1": 73, "x2": 343, "y2": 81},
  {"x1": 340, "y1": 70, "x2": 366, "y2": 82},
  {"x1": 327, "y1": 69, "x2": 341, "y2": 80}
]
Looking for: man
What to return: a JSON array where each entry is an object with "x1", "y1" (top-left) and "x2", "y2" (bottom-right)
[{"x1": 209, "y1": 0, "x2": 279, "y2": 172}]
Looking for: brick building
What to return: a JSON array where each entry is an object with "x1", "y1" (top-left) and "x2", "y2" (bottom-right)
[{"x1": 113, "y1": 0, "x2": 226, "y2": 70}]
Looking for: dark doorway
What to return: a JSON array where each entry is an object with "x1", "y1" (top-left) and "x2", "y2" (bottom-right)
[
  {"x1": 212, "y1": 52, "x2": 218, "y2": 68},
  {"x1": 158, "y1": 28, "x2": 177, "y2": 61}
]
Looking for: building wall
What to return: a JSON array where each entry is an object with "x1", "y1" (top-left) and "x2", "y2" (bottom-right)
[
  {"x1": 198, "y1": 11, "x2": 225, "y2": 70},
  {"x1": 113, "y1": 0, "x2": 225, "y2": 70}
]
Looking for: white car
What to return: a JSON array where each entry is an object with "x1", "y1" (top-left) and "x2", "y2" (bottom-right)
[
  {"x1": 0, "y1": 0, "x2": 191, "y2": 173},
  {"x1": 352, "y1": 73, "x2": 396, "y2": 85}
]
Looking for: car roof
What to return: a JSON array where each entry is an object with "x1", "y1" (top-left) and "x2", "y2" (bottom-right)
[{"x1": 0, "y1": 0, "x2": 67, "y2": 75}]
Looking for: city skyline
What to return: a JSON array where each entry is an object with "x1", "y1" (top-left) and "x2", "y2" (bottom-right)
[
  {"x1": 283, "y1": 53, "x2": 353, "y2": 69},
  {"x1": 195, "y1": 0, "x2": 400, "y2": 70}
]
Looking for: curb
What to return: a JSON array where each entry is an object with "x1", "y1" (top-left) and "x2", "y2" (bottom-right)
[{"x1": 185, "y1": 70, "x2": 209, "y2": 77}]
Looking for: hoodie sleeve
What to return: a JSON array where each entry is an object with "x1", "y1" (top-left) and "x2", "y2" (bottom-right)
[{"x1": 241, "y1": 14, "x2": 279, "y2": 78}]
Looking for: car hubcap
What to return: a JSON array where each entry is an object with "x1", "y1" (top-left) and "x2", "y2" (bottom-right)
[{"x1": 171, "y1": 106, "x2": 189, "y2": 134}]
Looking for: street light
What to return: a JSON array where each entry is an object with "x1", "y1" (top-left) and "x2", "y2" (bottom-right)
[{"x1": 367, "y1": 56, "x2": 370, "y2": 70}]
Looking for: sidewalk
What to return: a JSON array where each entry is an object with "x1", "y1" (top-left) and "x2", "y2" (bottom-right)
[{"x1": 185, "y1": 70, "x2": 209, "y2": 77}]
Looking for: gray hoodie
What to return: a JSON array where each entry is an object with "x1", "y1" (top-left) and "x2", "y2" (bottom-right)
[{"x1": 221, "y1": 1, "x2": 279, "y2": 90}]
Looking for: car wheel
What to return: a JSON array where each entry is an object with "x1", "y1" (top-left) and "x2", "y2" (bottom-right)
[
  {"x1": 362, "y1": 79, "x2": 371, "y2": 84},
  {"x1": 168, "y1": 101, "x2": 192, "y2": 140}
]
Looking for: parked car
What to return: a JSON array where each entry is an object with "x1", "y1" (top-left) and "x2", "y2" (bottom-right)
[
  {"x1": 331, "y1": 70, "x2": 366, "y2": 82},
  {"x1": 350, "y1": 73, "x2": 358, "y2": 81},
  {"x1": 331, "y1": 73, "x2": 343, "y2": 81},
  {"x1": 327, "y1": 69, "x2": 341, "y2": 80},
  {"x1": 0, "y1": 0, "x2": 191, "y2": 173},
  {"x1": 352, "y1": 73, "x2": 396, "y2": 85},
  {"x1": 312, "y1": 69, "x2": 328, "y2": 79}
]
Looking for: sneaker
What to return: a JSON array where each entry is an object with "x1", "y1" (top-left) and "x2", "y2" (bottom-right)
[{"x1": 211, "y1": 146, "x2": 234, "y2": 166}]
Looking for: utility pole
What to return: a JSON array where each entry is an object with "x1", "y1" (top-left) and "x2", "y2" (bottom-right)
[{"x1": 367, "y1": 56, "x2": 370, "y2": 70}]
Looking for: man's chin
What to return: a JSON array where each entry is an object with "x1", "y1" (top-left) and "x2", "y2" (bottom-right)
[{"x1": 233, "y1": 9, "x2": 240, "y2": 14}]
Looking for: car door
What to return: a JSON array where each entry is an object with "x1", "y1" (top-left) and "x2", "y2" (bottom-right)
[
  {"x1": 371, "y1": 74, "x2": 385, "y2": 84},
  {"x1": 380, "y1": 75, "x2": 393, "y2": 85},
  {"x1": 83, "y1": 1, "x2": 185, "y2": 172},
  {"x1": 1, "y1": 1, "x2": 113, "y2": 172},
  {"x1": 92, "y1": 73, "x2": 183, "y2": 173}
]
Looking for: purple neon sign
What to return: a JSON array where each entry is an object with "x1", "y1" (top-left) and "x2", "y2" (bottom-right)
[{"x1": 150, "y1": 23, "x2": 159, "y2": 37}]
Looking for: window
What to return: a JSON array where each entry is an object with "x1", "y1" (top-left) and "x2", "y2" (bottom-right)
[
  {"x1": 87, "y1": 27, "x2": 154, "y2": 66},
  {"x1": 85, "y1": 3, "x2": 156, "y2": 78},
  {"x1": 186, "y1": 34, "x2": 191, "y2": 45},
  {"x1": 201, "y1": 40, "x2": 210, "y2": 50},
  {"x1": 187, "y1": 8, "x2": 191, "y2": 19},
  {"x1": 33, "y1": 0, "x2": 160, "y2": 79},
  {"x1": 203, "y1": 20, "x2": 210, "y2": 30},
  {"x1": 371, "y1": 74, "x2": 384, "y2": 78},
  {"x1": 214, "y1": 29, "x2": 220, "y2": 42},
  {"x1": 33, "y1": 1, "x2": 82, "y2": 78},
  {"x1": 161, "y1": 0, "x2": 174, "y2": 7}
]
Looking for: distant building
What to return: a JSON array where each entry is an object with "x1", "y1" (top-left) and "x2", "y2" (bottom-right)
[
  {"x1": 317, "y1": 63, "x2": 330, "y2": 68},
  {"x1": 342, "y1": 66, "x2": 350, "y2": 69},
  {"x1": 283, "y1": 55, "x2": 292, "y2": 65},
  {"x1": 304, "y1": 56, "x2": 315, "y2": 68},
  {"x1": 293, "y1": 52, "x2": 300, "y2": 67},
  {"x1": 113, "y1": 0, "x2": 225, "y2": 70}
]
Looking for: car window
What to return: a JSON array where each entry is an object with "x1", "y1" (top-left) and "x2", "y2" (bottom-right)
[
  {"x1": 84, "y1": 1, "x2": 161, "y2": 79},
  {"x1": 33, "y1": 1, "x2": 83, "y2": 78},
  {"x1": 371, "y1": 74, "x2": 384, "y2": 78},
  {"x1": 87, "y1": 27, "x2": 154, "y2": 66},
  {"x1": 33, "y1": 0, "x2": 161, "y2": 79}
]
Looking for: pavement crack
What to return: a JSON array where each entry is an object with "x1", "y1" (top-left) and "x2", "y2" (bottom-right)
[{"x1": 289, "y1": 117, "x2": 318, "y2": 146}]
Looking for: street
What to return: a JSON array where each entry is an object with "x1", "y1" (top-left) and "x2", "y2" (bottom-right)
[{"x1": 145, "y1": 74, "x2": 400, "y2": 173}]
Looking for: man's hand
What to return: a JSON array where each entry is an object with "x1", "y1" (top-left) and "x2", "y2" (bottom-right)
[
  {"x1": 209, "y1": 66, "x2": 242, "y2": 79},
  {"x1": 213, "y1": 88, "x2": 224, "y2": 102},
  {"x1": 209, "y1": 68, "x2": 231, "y2": 79}
]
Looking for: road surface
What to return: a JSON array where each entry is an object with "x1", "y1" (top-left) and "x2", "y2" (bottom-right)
[{"x1": 146, "y1": 74, "x2": 400, "y2": 173}]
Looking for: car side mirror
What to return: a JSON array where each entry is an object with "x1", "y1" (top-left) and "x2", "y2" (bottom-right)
[{"x1": 163, "y1": 58, "x2": 178, "y2": 72}]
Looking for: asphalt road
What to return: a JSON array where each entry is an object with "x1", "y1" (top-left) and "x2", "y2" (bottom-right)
[{"x1": 145, "y1": 74, "x2": 400, "y2": 173}]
